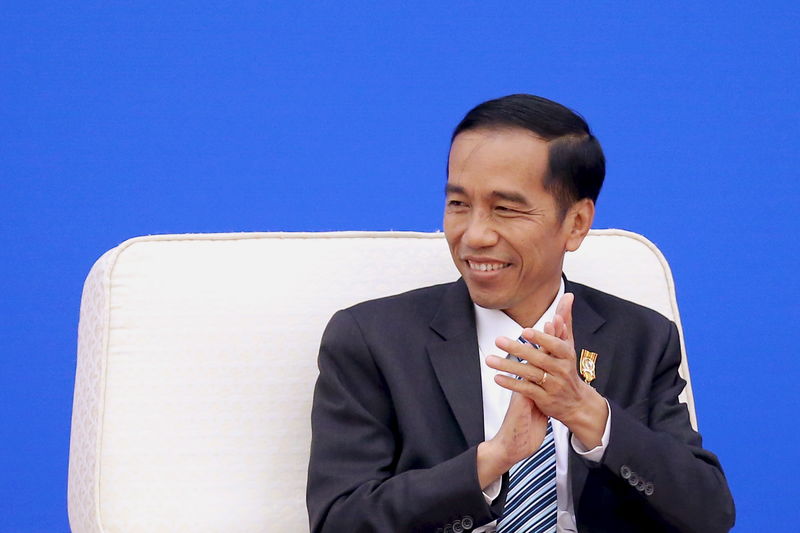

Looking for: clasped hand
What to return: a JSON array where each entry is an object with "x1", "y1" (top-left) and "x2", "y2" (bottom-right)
[
  {"x1": 487, "y1": 292, "x2": 591, "y2": 427},
  {"x1": 477, "y1": 293, "x2": 607, "y2": 487}
]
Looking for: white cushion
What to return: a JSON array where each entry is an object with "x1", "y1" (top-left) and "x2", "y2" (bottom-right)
[{"x1": 68, "y1": 229, "x2": 693, "y2": 532}]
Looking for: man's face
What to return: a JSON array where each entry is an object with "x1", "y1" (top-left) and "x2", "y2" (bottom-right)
[{"x1": 444, "y1": 128, "x2": 580, "y2": 325}]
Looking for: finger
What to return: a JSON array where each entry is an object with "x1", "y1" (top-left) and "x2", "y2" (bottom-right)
[
  {"x1": 523, "y1": 328, "x2": 573, "y2": 360},
  {"x1": 485, "y1": 354, "x2": 519, "y2": 373},
  {"x1": 543, "y1": 321, "x2": 555, "y2": 337},
  {"x1": 485, "y1": 354, "x2": 548, "y2": 384},
  {"x1": 494, "y1": 373, "x2": 548, "y2": 397},
  {"x1": 496, "y1": 335, "x2": 539, "y2": 363},
  {"x1": 552, "y1": 314, "x2": 567, "y2": 341},
  {"x1": 489, "y1": 338, "x2": 566, "y2": 383},
  {"x1": 555, "y1": 292, "x2": 575, "y2": 343},
  {"x1": 519, "y1": 328, "x2": 539, "y2": 347},
  {"x1": 487, "y1": 354, "x2": 555, "y2": 389},
  {"x1": 498, "y1": 333, "x2": 573, "y2": 377}
]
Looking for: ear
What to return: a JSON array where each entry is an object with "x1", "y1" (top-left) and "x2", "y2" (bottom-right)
[{"x1": 564, "y1": 198, "x2": 595, "y2": 252}]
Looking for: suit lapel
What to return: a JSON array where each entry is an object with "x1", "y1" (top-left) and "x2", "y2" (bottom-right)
[
  {"x1": 565, "y1": 279, "x2": 614, "y2": 508},
  {"x1": 568, "y1": 280, "x2": 610, "y2": 393},
  {"x1": 427, "y1": 279, "x2": 485, "y2": 448}
]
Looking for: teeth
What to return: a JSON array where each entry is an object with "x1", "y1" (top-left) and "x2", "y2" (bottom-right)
[{"x1": 468, "y1": 261, "x2": 508, "y2": 272}]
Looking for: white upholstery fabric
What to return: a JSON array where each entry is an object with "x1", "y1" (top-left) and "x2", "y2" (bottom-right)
[{"x1": 68, "y1": 229, "x2": 695, "y2": 533}]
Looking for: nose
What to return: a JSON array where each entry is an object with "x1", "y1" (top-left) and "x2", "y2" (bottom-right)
[{"x1": 462, "y1": 212, "x2": 499, "y2": 249}]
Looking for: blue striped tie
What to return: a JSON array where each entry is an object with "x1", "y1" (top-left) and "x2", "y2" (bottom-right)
[{"x1": 496, "y1": 337, "x2": 557, "y2": 533}]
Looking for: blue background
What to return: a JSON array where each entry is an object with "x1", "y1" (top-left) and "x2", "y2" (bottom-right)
[{"x1": 2, "y1": 2, "x2": 798, "y2": 531}]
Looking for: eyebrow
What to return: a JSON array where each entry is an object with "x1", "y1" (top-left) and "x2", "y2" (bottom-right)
[
  {"x1": 445, "y1": 184, "x2": 530, "y2": 206},
  {"x1": 444, "y1": 184, "x2": 465, "y2": 195},
  {"x1": 490, "y1": 190, "x2": 530, "y2": 206}
]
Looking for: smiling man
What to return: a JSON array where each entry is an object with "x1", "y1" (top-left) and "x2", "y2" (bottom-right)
[{"x1": 307, "y1": 94, "x2": 734, "y2": 532}]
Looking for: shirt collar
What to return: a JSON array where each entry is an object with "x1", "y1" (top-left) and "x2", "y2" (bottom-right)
[{"x1": 474, "y1": 278, "x2": 565, "y2": 355}]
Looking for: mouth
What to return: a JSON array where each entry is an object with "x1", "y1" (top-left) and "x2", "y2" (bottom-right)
[{"x1": 465, "y1": 259, "x2": 512, "y2": 272}]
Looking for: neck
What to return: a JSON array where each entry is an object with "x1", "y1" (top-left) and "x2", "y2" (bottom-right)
[{"x1": 503, "y1": 276, "x2": 562, "y2": 327}]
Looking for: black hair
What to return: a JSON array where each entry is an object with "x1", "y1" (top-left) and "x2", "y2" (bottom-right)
[{"x1": 451, "y1": 94, "x2": 605, "y2": 215}]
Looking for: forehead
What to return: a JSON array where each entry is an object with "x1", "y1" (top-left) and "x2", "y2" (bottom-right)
[{"x1": 447, "y1": 128, "x2": 550, "y2": 192}]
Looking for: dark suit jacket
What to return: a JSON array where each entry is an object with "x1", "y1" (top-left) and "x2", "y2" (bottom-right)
[{"x1": 307, "y1": 278, "x2": 735, "y2": 532}]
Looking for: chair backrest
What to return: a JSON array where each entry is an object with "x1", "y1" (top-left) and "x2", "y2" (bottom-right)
[{"x1": 68, "y1": 229, "x2": 694, "y2": 532}]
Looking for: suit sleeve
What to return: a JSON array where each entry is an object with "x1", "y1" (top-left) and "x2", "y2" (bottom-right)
[
  {"x1": 598, "y1": 321, "x2": 736, "y2": 532},
  {"x1": 306, "y1": 310, "x2": 502, "y2": 533}
]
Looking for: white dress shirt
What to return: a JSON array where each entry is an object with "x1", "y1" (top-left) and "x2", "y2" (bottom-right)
[{"x1": 472, "y1": 279, "x2": 611, "y2": 533}]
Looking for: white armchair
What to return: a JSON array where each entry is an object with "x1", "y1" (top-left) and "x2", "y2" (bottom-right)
[{"x1": 68, "y1": 229, "x2": 695, "y2": 532}]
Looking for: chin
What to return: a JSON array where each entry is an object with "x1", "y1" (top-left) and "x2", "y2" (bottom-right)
[{"x1": 466, "y1": 289, "x2": 509, "y2": 311}]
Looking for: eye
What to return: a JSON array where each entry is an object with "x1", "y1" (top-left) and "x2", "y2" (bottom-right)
[{"x1": 447, "y1": 199, "x2": 468, "y2": 208}]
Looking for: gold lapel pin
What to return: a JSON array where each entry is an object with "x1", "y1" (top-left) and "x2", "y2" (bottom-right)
[{"x1": 579, "y1": 349, "x2": 598, "y2": 384}]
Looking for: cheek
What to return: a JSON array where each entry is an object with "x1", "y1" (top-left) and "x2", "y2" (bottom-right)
[
  {"x1": 519, "y1": 244, "x2": 557, "y2": 273},
  {"x1": 443, "y1": 231, "x2": 459, "y2": 257},
  {"x1": 504, "y1": 228, "x2": 538, "y2": 257},
  {"x1": 443, "y1": 217, "x2": 462, "y2": 244}
]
